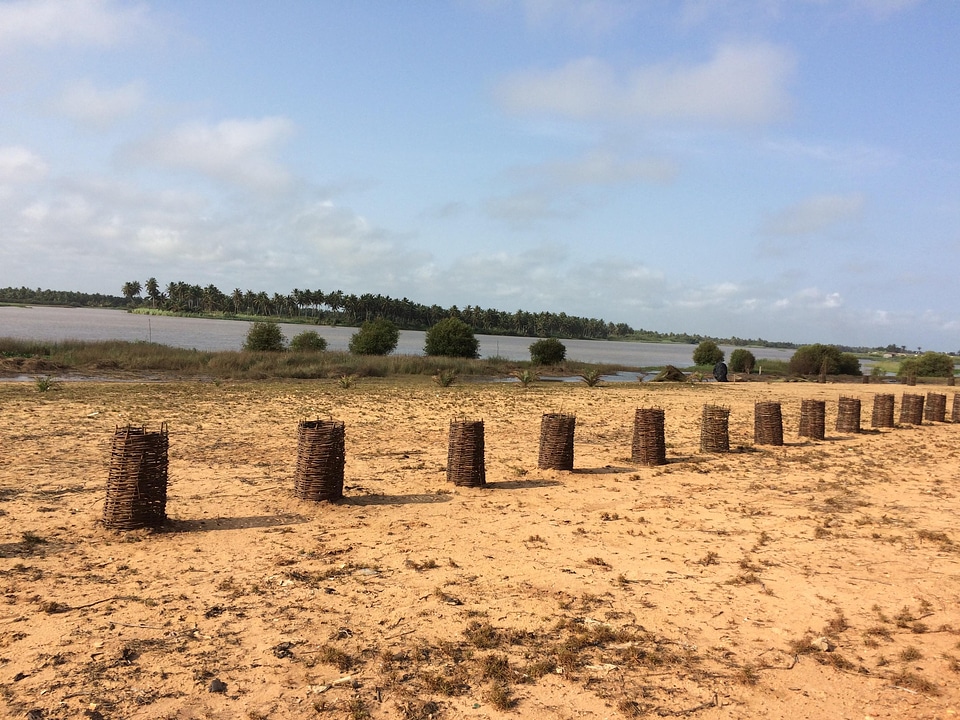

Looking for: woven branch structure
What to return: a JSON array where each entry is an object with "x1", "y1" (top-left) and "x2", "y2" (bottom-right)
[
  {"x1": 538, "y1": 413, "x2": 576, "y2": 470},
  {"x1": 632, "y1": 408, "x2": 666, "y2": 466},
  {"x1": 953, "y1": 394, "x2": 960, "y2": 423},
  {"x1": 924, "y1": 393, "x2": 947, "y2": 423},
  {"x1": 754, "y1": 401, "x2": 783, "y2": 446},
  {"x1": 836, "y1": 397, "x2": 861, "y2": 434},
  {"x1": 447, "y1": 419, "x2": 486, "y2": 487},
  {"x1": 294, "y1": 419, "x2": 346, "y2": 502},
  {"x1": 103, "y1": 424, "x2": 169, "y2": 531},
  {"x1": 700, "y1": 405, "x2": 730, "y2": 453},
  {"x1": 900, "y1": 394, "x2": 925, "y2": 425},
  {"x1": 799, "y1": 399, "x2": 826, "y2": 440},
  {"x1": 871, "y1": 394, "x2": 895, "y2": 429},
  {"x1": 837, "y1": 397, "x2": 860, "y2": 433}
]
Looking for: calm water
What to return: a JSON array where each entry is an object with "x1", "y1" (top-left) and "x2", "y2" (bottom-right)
[{"x1": 0, "y1": 305, "x2": 798, "y2": 367}]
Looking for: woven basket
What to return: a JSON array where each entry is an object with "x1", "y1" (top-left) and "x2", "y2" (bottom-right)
[
  {"x1": 294, "y1": 419, "x2": 346, "y2": 502},
  {"x1": 103, "y1": 424, "x2": 169, "y2": 531},
  {"x1": 700, "y1": 405, "x2": 730, "y2": 453},
  {"x1": 447, "y1": 419, "x2": 485, "y2": 487},
  {"x1": 632, "y1": 408, "x2": 666, "y2": 466},
  {"x1": 836, "y1": 397, "x2": 861, "y2": 434},
  {"x1": 754, "y1": 401, "x2": 783, "y2": 446},
  {"x1": 924, "y1": 393, "x2": 946, "y2": 422},
  {"x1": 953, "y1": 394, "x2": 960, "y2": 423},
  {"x1": 538, "y1": 413, "x2": 575, "y2": 470},
  {"x1": 799, "y1": 400, "x2": 826, "y2": 440},
  {"x1": 871, "y1": 394, "x2": 895, "y2": 428},
  {"x1": 900, "y1": 394, "x2": 924, "y2": 425}
]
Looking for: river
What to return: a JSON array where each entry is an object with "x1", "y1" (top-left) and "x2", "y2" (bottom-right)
[{"x1": 0, "y1": 305, "x2": 798, "y2": 368}]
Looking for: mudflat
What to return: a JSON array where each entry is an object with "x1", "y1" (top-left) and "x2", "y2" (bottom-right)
[{"x1": 1, "y1": 378, "x2": 958, "y2": 719}]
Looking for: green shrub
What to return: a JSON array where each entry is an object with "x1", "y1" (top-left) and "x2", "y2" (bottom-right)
[
  {"x1": 243, "y1": 321, "x2": 285, "y2": 352},
  {"x1": 529, "y1": 337, "x2": 566, "y2": 365},
  {"x1": 692, "y1": 340, "x2": 724, "y2": 367},
  {"x1": 289, "y1": 330, "x2": 328, "y2": 352},
  {"x1": 424, "y1": 317, "x2": 479, "y2": 359},
  {"x1": 349, "y1": 318, "x2": 399, "y2": 356},
  {"x1": 898, "y1": 351, "x2": 955, "y2": 378},
  {"x1": 788, "y1": 344, "x2": 861, "y2": 376},
  {"x1": 729, "y1": 348, "x2": 756, "y2": 373}
]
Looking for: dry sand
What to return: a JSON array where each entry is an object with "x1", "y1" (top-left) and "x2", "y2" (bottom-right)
[{"x1": 1, "y1": 377, "x2": 959, "y2": 719}]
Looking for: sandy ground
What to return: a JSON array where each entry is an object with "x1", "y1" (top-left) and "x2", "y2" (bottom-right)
[{"x1": 1, "y1": 377, "x2": 959, "y2": 720}]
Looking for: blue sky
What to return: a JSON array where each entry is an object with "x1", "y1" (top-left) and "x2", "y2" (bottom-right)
[{"x1": 1, "y1": 0, "x2": 958, "y2": 350}]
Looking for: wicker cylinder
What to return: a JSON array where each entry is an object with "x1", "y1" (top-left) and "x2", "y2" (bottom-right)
[
  {"x1": 836, "y1": 397, "x2": 861, "y2": 433},
  {"x1": 924, "y1": 393, "x2": 947, "y2": 423},
  {"x1": 953, "y1": 395, "x2": 960, "y2": 423},
  {"x1": 900, "y1": 394, "x2": 924, "y2": 425},
  {"x1": 700, "y1": 405, "x2": 730, "y2": 453},
  {"x1": 538, "y1": 413, "x2": 576, "y2": 470},
  {"x1": 294, "y1": 419, "x2": 346, "y2": 502},
  {"x1": 447, "y1": 419, "x2": 485, "y2": 487},
  {"x1": 871, "y1": 394, "x2": 895, "y2": 429},
  {"x1": 103, "y1": 424, "x2": 169, "y2": 531},
  {"x1": 904, "y1": 375, "x2": 917, "y2": 386},
  {"x1": 799, "y1": 400, "x2": 826, "y2": 440},
  {"x1": 948, "y1": 376, "x2": 956, "y2": 387},
  {"x1": 862, "y1": 375, "x2": 870, "y2": 384},
  {"x1": 632, "y1": 408, "x2": 666, "y2": 466},
  {"x1": 754, "y1": 402, "x2": 783, "y2": 446}
]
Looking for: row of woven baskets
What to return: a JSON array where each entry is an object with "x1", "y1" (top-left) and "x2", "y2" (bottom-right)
[{"x1": 102, "y1": 392, "x2": 958, "y2": 530}]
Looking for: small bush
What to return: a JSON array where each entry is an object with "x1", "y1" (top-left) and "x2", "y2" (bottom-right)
[
  {"x1": 424, "y1": 318, "x2": 479, "y2": 358},
  {"x1": 289, "y1": 330, "x2": 328, "y2": 352},
  {"x1": 529, "y1": 337, "x2": 566, "y2": 365},
  {"x1": 349, "y1": 318, "x2": 399, "y2": 356},
  {"x1": 729, "y1": 348, "x2": 756, "y2": 373},
  {"x1": 243, "y1": 322, "x2": 285, "y2": 352},
  {"x1": 898, "y1": 351, "x2": 955, "y2": 378},
  {"x1": 692, "y1": 340, "x2": 724, "y2": 366},
  {"x1": 789, "y1": 344, "x2": 860, "y2": 376}
]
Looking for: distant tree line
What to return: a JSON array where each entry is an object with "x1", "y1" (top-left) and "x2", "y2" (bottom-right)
[{"x1": 0, "y1": 281, "x2": 906, "y2": 352}]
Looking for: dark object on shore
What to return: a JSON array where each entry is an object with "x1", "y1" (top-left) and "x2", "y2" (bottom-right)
[
  {"x1": 103, "y1": 424, "x2": 169, "y2": 531},
  {"x1": 713, "y1": 362, "x2": 728, "y2": 382},
  {"x1": 209, "y1": 678, "x2": 227, "y2": 693},
  {"x1": 652, "y1": 365, "x2": 686, "y2": 382}
]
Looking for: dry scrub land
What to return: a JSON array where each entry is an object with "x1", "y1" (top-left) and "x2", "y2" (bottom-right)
[{"x1": 1, "y1": 378, "x2": 959, "y2": 719}]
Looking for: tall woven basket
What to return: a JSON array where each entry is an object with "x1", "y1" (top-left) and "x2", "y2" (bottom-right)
[
  {"x1": 836, "y1": 397, "x2": 861, "y2": 434},
  {"x1": 700, "y1": 405, "x2": 730, "y2": 453},
  {"x1": 294, "y1": 419, "x2": 346, "y2": 502},
  {"x1": 632, "y1": 408, "x2": 666, "y2": 466},
  {"x1": 103, "y1": 424, "x2": 169, "y2": 531},
  {"x1": 952, "y1": 394, "x2": 960, "y2": 423},
  {"x1": 538, "y1": 413, "x2": 575, "y2": 470},
  {"x1": 447, "y1": 419, "x2": 486, "y2": 487},
  {"x1": 900, "y1": 394, "x2": 924, "y2": 425},
  {"x1": 799, "y1": 399, "x2": 826, "y2": 440},
  {"x1": 754, "y1": 402, "x2": 783, "y2": 446},
  {"x1": 924, "y1": 393, "x2": 946, "y2": 423},
  {"x1": 871, "y1": 394, "x2": 895, "y2": 428}
]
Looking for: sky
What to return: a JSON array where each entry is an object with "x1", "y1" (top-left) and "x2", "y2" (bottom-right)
[{"x1": 1, "y1": 0, "x2": 959, "y2": 351}]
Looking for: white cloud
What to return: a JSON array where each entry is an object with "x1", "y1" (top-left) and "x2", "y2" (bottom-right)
[
  {"x1": 0, "y1": 145, "x2": 48, "y2": 184},
  {"x1": 525, "y1": 150, "x2": 678, "y2": 187},
  {"x1": 56, "y1": 78, "x2": 144, "y2": 127},
  {"x1": 0, "y1": 0, "x2": 149, "y2": 51},
  {"x1": 760, "y1": 193, "x2": 865, "y2": 236},
  {"x1": 496, "y1": 42, "x2": 795, "y2": 125},
  {"x1": 129, "y1": 117, "x2": 295, "y2": 191}
]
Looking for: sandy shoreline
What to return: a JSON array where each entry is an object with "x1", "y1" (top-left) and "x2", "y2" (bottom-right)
[{"x1": 1, "y1": 378, "x2": 958, "y2": 719}]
